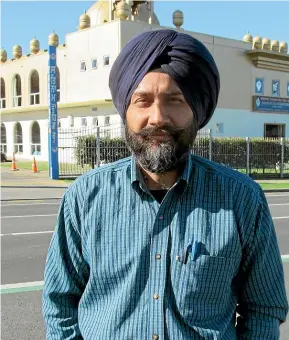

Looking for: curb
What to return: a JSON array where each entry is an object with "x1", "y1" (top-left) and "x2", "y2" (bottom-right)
[
  {"x1": 1, "y1": 186, "x2": 69, "y2": 189},
  {"x1": 263, "y1": 189, "x2": 289, "y2": 193}
]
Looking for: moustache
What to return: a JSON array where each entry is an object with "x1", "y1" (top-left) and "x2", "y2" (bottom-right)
[{"x1": 134, "y1": 125, "x2": 187, "y2": 139}]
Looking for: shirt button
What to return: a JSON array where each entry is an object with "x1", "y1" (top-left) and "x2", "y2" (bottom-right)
[
  {"x1": 155, "y1": 254, "x2": 161, "y2": 260},
  {"x1": 152, "y1": 334, "x2": 159, "y2": 340},
  {"x1": 159, "y1": 216, "x2": 164, "y2": 220},
  {"x1": 153, "y1": 294, "x2": 159, "y2": 300}
]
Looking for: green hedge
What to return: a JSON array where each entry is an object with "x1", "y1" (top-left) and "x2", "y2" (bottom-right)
[{"x1": 75, "y1": 135, "x2": 289, "y2": 172}]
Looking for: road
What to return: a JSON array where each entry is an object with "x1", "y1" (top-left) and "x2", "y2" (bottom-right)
[{"x1": 1, "y1": 194, "x2": 289, "y2": 340}]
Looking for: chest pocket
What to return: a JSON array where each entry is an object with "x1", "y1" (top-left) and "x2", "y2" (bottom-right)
[{"x1": 171, "y1": 255, "x2": 238, "y2": 323}]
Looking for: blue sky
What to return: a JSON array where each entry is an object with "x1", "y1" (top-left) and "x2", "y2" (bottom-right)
[{"x1": 1, "y1": 1, "x2": 289, "y2": 58}]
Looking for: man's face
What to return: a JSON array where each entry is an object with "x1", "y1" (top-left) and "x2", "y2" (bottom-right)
[{"x1": 125, "y1": 71, "x2": 198, "y2": 173}]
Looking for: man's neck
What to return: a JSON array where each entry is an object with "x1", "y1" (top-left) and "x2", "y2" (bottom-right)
[{"x1": 139, "y1": 167, "x2": 179, "y2": 191}]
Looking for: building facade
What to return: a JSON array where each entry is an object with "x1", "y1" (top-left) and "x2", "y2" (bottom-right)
[{"x1": 1, "y1": 0, "x2": 289, "y2": 161}]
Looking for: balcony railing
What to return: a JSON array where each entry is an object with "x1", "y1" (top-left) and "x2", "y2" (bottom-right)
[
  {"x1": 30, "y1": 93, "x2": 40, "y2": 105},
  {"x1": 13, "y1": 95, "x2": 22, "y2": 107},
  {"x1": 0, "y1": 98, "x2": 6, "y2": 109}
]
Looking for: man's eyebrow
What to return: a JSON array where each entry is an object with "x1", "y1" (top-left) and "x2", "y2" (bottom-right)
[{"x1": 132, "y1": 90, "x2": 184, "y2": 96}]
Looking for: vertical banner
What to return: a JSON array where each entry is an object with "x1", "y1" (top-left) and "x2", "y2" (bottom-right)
[{"x1": 48, "y1": 45, "x2": 59, "y2": 179}]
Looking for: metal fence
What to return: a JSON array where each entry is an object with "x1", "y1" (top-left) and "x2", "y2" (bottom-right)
[{"x1": 58, "y1": 125, "x2": 289, "y2": 179}]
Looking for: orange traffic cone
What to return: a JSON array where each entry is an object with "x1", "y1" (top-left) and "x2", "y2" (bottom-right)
[
  {"x1": 31, "y1": 157, "x2": 39, "y2": 173},
  {"x1": 10, "y1": 153, "x2": 19, "y2": 171}
]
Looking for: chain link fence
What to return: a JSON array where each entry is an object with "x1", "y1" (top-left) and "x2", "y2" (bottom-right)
[{"x1": 58, "y1": 125, "x2": 289, "y2": 179}]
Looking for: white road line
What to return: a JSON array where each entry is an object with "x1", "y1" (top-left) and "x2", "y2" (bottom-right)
[
  {"x1": 1, "y1": 231, "x2": 54, "y2": 236},
  {"x1": 269, "y1": 203, "x2": 289, "y2": 206},
  {"x1": 1, "y1": 203, "x2": 60, "y2": 207},
  {"x1": 272, "y1": 216, "x2": 289, "y2": 220},
  {"x1": 266, "y1": 193, "x2": 289, "y2": 197},
  {"x1": 1, "y1": 214, "x2": 57, "y2": 219},
  {"x1": 1, "y1": 281, "x2": 44, "y2": 289}
]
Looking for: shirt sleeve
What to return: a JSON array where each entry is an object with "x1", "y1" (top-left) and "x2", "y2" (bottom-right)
[
  {"x1": 236, "y1": 188, "x2": 288, "y2": 339},
  {"x1": 42, "y1": 192, "x2": 89, "y2": 340}
]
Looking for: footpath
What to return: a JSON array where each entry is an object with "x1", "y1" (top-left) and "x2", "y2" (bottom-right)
[{"x1": 1, "y1": 166, "x2": 289, "y2": 201}]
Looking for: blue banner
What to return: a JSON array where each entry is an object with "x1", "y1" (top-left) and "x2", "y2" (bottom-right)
[
  {"x1": 255, "y1": 78, "x2": 264, "y2": 94},
  {"x1": 254, "y1": 96, "x2": 289, "y2": 113},
  {"x1": 48, "y1": 45, "x2": 59, "y2": 179}
]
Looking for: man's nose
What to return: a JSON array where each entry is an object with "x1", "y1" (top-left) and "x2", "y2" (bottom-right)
[{"x1": 148, "y1": 102, "x2": 170, "y2": 127}]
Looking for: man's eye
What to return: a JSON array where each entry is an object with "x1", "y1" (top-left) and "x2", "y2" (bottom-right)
[
  {"x1": 169, "y1": 98, "x2": 183, "y2": 103},
  {"x1": 134, "y1": 98, "x2": 148, "y2": 104}
]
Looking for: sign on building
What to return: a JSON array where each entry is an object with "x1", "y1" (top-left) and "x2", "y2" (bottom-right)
[
  {"x1": 253, "y1": 96, "x2": 289, "y2": 113},
  {"x1": 255, "y1": 78, "x2": 264, "y2": 94}
]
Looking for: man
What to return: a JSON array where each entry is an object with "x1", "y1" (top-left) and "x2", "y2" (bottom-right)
[{"x1": 43, "y1": 29, "x2": 288, "y2": 339}]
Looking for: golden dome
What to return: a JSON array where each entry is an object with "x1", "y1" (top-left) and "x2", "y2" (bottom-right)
[
  {"x1": 48, "y1": 32, "x2": 59, "y2": 47},
  {"x1": 279, "y1": 41, "x2": 288, "y2": 54},
  {"x1": 262, "y1": 37, "x2": 271, "y2": 50},
  {"x1": 173, "y1": 10, "x2": 184, "y2": 28},
  {"x1": 1, "y1": 48, "x2": 7, "y2": 63},
  {"x1": 86, "y1": 0, "x2": 109, "y2": 25},
  {"x1": 30, "y1": 38, "x2": 40, "y2": 54},
  {"x1": 252, "y1": 36, "x2": 262, "y2": 49},
  {"x1": 79, "y1": 12, "x2": 91, "y2": 30},
  {"x1": 242, "y1": 33, "x2": 253, "y2": 43},
  {"x1": 115, "y1": 1, "x2": 130, "y2": 20},
  {"x1": 13, "y1": 45, "x2": 22, "y2": 59},
  {"x1": 271, "y1": 40, "x2": 279, "y2": 52}
]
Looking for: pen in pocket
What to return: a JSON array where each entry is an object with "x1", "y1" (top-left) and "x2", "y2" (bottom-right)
[{"x1": 183, "y1": 240, "x2": 198, "y2": 264}]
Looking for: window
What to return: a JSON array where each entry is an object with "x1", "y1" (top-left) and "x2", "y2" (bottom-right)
[
  {"x1": 272, "y1": 80, "x2": 280, "y2": 97},
  {"x1": 31, "y1": 121, "x2": 41, "y2": 155},
  {"x1": 103, "y1": 56, "x2": 110, "y2": 66},
  {"x1": 92, "y1": 117, "x2": 98, "y2": 126},
  {"x1": 104, "y1": 116, "x2": 110, "y2": 125},
  {"x1": 30, "y1": 70, "x2": 40, "y2": 105},
  {"x1": 12, "y1": 74, "x2": 22, "y2": 107},
  {"x1": 14, "y1": 122, "x2": 23, "y2": 154},
  {"x1": 216, "y1": 123, "x2": 224, "y2": 133},
  {"x1": 80, "y1": 61, "x2": 87, "y2": 71},
  {"x1": 91, "y1": 58, "x2": 98, "y2": 69},
  {"x1": 264, "y1": 124, "x2": 285, "y2": 138},
  {"x1": 81, "y1": 117, "x2": 87, "y2": 127},
  {"x1": 1, "y1": 123, "x2": 7, "y2": 153},
  {"x1": 0, "y1": 78, "x2": 6, "y2": 109}
]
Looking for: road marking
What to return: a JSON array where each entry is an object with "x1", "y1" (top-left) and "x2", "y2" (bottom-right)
[
  {"x1": 1, "y1": 202, "x2": 60, "y2": 207},
  {"x1": 1, "y1": 231, "x2": 53, "y2": 236},
  {"x1": 1, "y1": 256, "x2": 289, "y2": 294},
  {"x1": 1, "y1": 214, "x2": 57, "y2": 219},
  {"x1": 1, "y1": 281, "x2": 44, "y2": 294},
  {"x1": 272, "y1": 216, "x2": 289, "y2": 220},
  {"x1": 269, "y1": 203, "x2": 289, "y2": 206},
  {"x1": 266, "y1": 193, "x2": 289, "y2": 197}
]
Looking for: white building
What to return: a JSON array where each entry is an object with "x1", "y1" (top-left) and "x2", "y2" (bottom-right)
[{"x1": 1, "y1": 0, "x2": 289, "y2": 162}]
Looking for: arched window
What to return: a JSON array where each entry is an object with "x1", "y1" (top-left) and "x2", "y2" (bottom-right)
[
  {"x1": 56, "y1": 67, "x2": 60, "y2": 102},
  {"x1": 12, "y1": 74, "x2": 22, "y2": 107},
  {"x1": 1, "y1": 123, "x2": 7, "y2": 153},
  {"x1": 30, "y1": 70, "x2": 40, "y2": 105},
  {"x1": 0, "y1": 78, "x2": 6, "y2": 109},
  {"x1": 14, "y1": 122, "x2": 23, "y2": 154},
  {"x1": 31, "y1": 121, "x2": 41, "y2": 155}
]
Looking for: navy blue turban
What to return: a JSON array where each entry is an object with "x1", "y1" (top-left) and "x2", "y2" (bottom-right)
[{"x1": 109, "y1": 29, "x2": 220, "y2": 129}]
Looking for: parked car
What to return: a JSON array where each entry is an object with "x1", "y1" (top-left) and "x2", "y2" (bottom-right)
[{"x1": 1, "y1": 151, "x2": 7, "y2": 162}]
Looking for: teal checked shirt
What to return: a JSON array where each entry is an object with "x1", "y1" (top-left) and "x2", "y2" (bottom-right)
[{"x1": 43, "y1": 154, "x2": 288, "y2": 339}]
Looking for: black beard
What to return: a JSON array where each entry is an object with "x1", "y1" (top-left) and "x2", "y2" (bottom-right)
[{"x1": 124, "y1": 119, "x2": 198, "y2": 173}]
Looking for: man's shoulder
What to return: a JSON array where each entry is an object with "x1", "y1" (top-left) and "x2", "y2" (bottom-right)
[
  {"x1": 64, "y1": 156, "x2": 132, "y2": 197},
  {"x1": 191, "y1": 155, "x2": 261, "y2": 197}
]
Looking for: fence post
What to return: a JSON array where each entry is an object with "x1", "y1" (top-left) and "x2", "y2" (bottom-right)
[
  {"x1": 280, "y1": 137, "x2": 284, "y2": 179},
  {"x1": 209, "y1": 129, "x2": 212, "y2": 161},
  {"x1": 96, "y1": 126, "x2": 100, "y2": 167},
  {"x1": 246, "y1": 137, "x2": 250, "y2": 176}
]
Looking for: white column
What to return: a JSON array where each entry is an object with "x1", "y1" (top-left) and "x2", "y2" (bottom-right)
[{"x1": 5, "y1": 122, "x2": 15, "y2": 157}]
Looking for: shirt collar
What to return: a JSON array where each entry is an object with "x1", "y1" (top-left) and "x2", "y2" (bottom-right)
[{"x1": 130, "y1": 153, "x2": 193, "y2": 187}]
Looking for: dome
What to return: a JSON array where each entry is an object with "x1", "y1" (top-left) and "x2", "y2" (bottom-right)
[
  {"x1": 48, "y1": 32, "x2": 59, "y2": 47},
  {"x1": 279, "y1": 41, "x2": 288, "y2": 54},
  {"x1": 86, "y1": 0, "x2": 160, "y2": 26},
  {"x1": 262, "y1": 37, "x2": 270, "y2": 50},
  {"x1": 252, "y1": 36, "x2": 262, "y2": 49},
  {"x1": 242, "y1": 33, "x2": 253, "y2": 43},
  {"x1": 115, "y1": 1, "x2": 130, "y2": 20},
  {"x1": 30, "y1": 38, "x2": 40, "y2": 54},
  {"x1": 271, "y1": 40, "x2": 279, "y2": 52},
  {"x1": 173, "y1": 10, "x2": 184, "y2": 28},
  {"x1": 13, "y1": 45, "x2": 22, "y2": 59},
  {"x1": 79, "y1": 12, "x2": 91, "y2": 30},
  {"x1": 1, "y1": 48, "x2": 7, "y2": 63}
]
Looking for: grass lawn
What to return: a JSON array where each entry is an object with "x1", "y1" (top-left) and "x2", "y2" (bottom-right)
[{"x1": 0, "y1": 161, "x2": 49, "y2": 171}]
